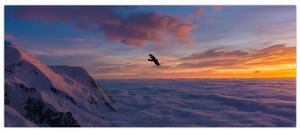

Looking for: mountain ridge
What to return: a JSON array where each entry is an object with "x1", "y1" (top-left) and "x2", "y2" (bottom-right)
[{"x1": 5, "y1": 41, "x2": 116, "y2": 127}]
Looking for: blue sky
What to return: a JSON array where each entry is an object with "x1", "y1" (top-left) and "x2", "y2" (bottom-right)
[{"x1": 5, "y1": 6, "x2": 296, "y2": 79}]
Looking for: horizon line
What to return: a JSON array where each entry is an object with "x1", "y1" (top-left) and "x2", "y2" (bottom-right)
[{"x1": 96, "y1": 77, "x2": 296, "y2": 80}]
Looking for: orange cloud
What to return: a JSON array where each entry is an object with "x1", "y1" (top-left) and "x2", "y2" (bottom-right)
[
  {"x1": 181, "y1": 44, "x2": 294, "y2": 66},
  {"x1": 175, "y1": 44, "x2": 295, "y2": 78}
]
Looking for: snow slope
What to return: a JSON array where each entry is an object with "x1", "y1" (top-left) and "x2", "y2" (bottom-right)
[
  {"x1": 5, "y1": 42, "x2": 116, "y2": 127},
  {"x1": 5, "y1": 105, "x2": 36, "y2": 127}
]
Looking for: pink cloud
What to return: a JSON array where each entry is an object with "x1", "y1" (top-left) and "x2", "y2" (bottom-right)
[
  {"x1": 193, "y1": 7, "x2": 207, "y2": 14},
  {"x1": 211, "y1": 6, "x2": 222, "y2": 12},
  {"x1": 102, "y1": 12, "x2": 198, "y2": 46},
  {"x1": 11, "y1": 7, "x2": 199, "y2": 47}
]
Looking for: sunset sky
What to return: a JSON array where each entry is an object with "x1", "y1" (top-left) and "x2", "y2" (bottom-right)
[{"x1": 5, "y1": 6, "x2": 296, "y2": 79}]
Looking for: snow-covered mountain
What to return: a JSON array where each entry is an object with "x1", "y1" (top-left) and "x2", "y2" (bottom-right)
[{"x1": 5, "y1": 41, "x2": 117, "y2": 127}]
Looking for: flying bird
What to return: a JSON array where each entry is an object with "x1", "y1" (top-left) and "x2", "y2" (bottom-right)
[{"x1": 148, "y1": 54, "x2": 160, "y2": 66}]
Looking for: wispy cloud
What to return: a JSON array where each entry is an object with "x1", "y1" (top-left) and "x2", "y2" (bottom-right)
[{"x1": 178, "y1": 44, "x2": 295, "y2": 69}]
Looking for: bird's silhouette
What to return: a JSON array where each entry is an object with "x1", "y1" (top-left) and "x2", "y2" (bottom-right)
[{"x1": 148, "y1": 54, "x2": 160, "y2": 66}]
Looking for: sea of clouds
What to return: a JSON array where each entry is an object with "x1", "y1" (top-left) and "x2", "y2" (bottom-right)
[{"x1": 99, "y1": 78, "x2": 296, "y2": 127}]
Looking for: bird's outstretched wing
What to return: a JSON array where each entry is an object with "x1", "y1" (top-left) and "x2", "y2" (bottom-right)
[{"x1": 148, "y1": 54, "x2": 160, "y2": 66}]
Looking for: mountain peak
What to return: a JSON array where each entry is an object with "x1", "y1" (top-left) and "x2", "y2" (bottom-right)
[
  {"x1": 5, "y1": 42, "x2": 41, "y2": 67},
  {"x1": 5, "y1": 42, "x2": 116, "y2": 127}
]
